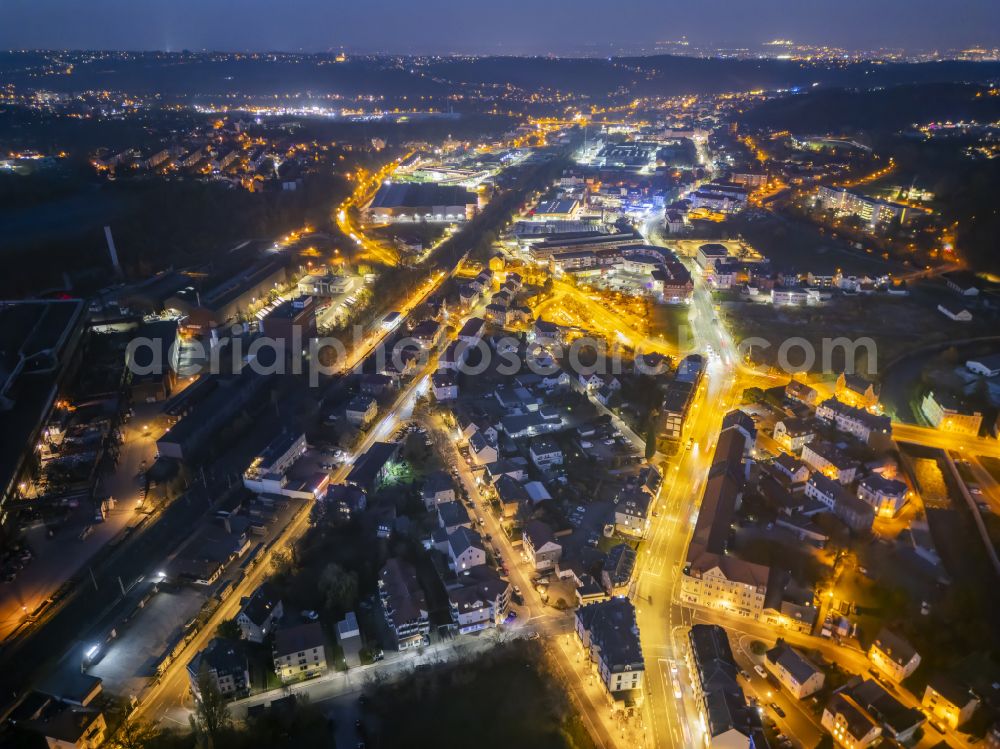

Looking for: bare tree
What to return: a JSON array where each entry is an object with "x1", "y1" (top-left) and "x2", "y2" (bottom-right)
[{"x1": 190, "y1": 666, "x2": 231, "y2": 749}]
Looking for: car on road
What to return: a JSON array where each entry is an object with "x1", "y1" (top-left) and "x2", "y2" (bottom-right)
[
  {"x1": 770, "y1": 703, "x2": 785, "y2": 718},
  {"x1": 739, "y1": 669, "x2": 751, "y2": 680},
  {"x1": 301, "y1": 610, "x2": 319, "y2": 621},
  {"x1": 754, "y1": 665, "x2": 767, "y2": 678}
]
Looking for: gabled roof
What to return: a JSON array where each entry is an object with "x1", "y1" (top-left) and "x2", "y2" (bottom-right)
[
  {"x1": 872, "y1": 628, "x2": 918, "y2": 666},
  {"x1": 448, "y1": 526, "x2": 485, "y2": 557},
  {"x1": 240, "y1": 582, "x2": 282, "y2": 627},
  {"x1": 766, "y1": 641, "x2": 823, "y2": 684},
  {"x1": 523, "y1": 519, "x2": 557, "y2": 550},
  {"x1": 274, "y1": 621, "x2": 325, "y2": 657}
]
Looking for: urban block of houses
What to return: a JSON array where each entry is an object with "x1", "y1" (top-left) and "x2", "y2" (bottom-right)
[
  {"x1": 838, "y1": 678, "x2": 925, "y2": 744},
  {"x1": 575, "y1": 598, "x2": 645, "y2": 699},
  {"x1": 805, "y1": 474, "x2": 874, "y2": 534},
  {"x1": 687, "y1": 624, "x2": 759, "y2": 749},
  {"x1": 815, "y1": 398, "x2": 892, "y2": 446},
  {"x1": 801, "y1": 441, "x2": 859, "y2": 485},
  {"x1": 273, "y1": 621, "x2": 327, "y2": 683},
  {"x1": 868, "y1": 628, "x2": 921, "y2": 683},
  {"x1": 682, "y1": 429, "x2": 773, "y2": 621}
]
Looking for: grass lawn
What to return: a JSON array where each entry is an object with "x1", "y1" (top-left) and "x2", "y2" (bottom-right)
[
  {"x1": 731, "y1": 213, "x2": 905, "y2": 277},
  {"x1": 362, "y1": 640, "x2": 597, "y2": 749},
  {"x1": 648, "y1": 302, "x2": 691, "y2": 348},
  {"x1": 724, "y1": 292, "x2": 992, "y2": 374}
]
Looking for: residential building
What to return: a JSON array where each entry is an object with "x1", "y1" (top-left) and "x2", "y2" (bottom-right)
[
  {"x1": 721, "y1": 410, "x2": 757, "y2": 453},
  {"x1": 613, "y1": 486, "x2": 653, "y2": 538},
  {"x1": 23, "y1": 704, "x2": 107, "y2": 749},
  {"x1": 345, "y1": 395, "x2": 378, "y2": 427},
  {"x1": 431, "y1": 372, "x2": 459, "y2": 401},
  {"x1": 421, "y1": 470, "x2": 455, "y2": 509},
  {"x1": 687, "y1": 624, "x2": 757, "y2": 749},
  {"x1": 187, "y1": 638, "x2": 250, "y2": 698},
  {"x1": 773, "y1": 418, "x2": 816, "y2": 452},
  {"x1": 324, "y1": 484, "x2": 367, "y2": 522},
  {"x1": 236, "y1": 582, "x2": 284, "y2": 643},
  {"x1": 802, "y1": 441, "x2": 858, "y2": 485},
  {"x1": 816, "y1": 398, "x2": 892, "y2": 445},
  {"x1": 842, "y1": 679, "x2": 925, "y2": 743},
  {"x1": 523, "y1": 520, "x2": 562, "y2": 572},
  {"x1": 469, "y1": 430, "x2": 499, "y2": 465},
  {"x1": 602, "y1": 544, "x2": 637, "y2": 596},
  {"x1": 378, "y1": 558, "x2": 430, "y2": 650},
  {"x1": 457, "y1": 316, "x2": 485, "y2": 344},
  {"x1": 772, "y1": 453, "x2": 810, "y2": 486},
  {"x1": 437, "y1": 500, "x2": 471, "y2": 534},
  {"x1": 273, "y1": 622, "x2": 327, "y2": 683},
  {"x1": 816, "y1": 186, "x2": 907, "y2": 232},
  {"x1": 529, "y1": 436, "x2": 563, "y2": 469},
  {"x1": 346, "y1": 441, "x2": 400, "y2": 493},
  {"x1": 448, "y1": 566, "x2": 511, "y2": 634},
  {"x1": 575, "y1": 598, "x2": 645, "y2": 697},
  {"x1": 921, "y1": 390, "x2": 983, "y2": 436},
  {"x1": 857, "y1": 475, "x2": 909, "y2": 518},
  {"x1": 922, "y1": 675, "x2": 980, "y2": 730},
  {"x1": 822, "y1": 692, "x2": 883, "y2": 749},
  {"x1": 764, "y1": 640, "x2": 825, "y2": 698},
  {"x1": 835, "y1": 373, "x2": 880, "y2": 410},
  {"x1": 868, "y1": 628, "x2": 921, "y2": 683},
  {"x1": 447, "y1": 526, "x2": 487, "y2": 571},
  {"x1": 806, "y1": 474, "x2": 874, "y2": 533},
  {"x1": 786, "y1": 379, "x2": 818, "y2": 406}
]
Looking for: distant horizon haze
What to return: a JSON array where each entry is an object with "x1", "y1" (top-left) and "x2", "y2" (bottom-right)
[{"x1": 2, "y1": 0, "x2": 1000, "y2": 56}]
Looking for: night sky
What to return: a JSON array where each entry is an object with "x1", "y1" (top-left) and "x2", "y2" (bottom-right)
[{"x1": 2, "y1": 0, "x2": 1000, "y2": 54}]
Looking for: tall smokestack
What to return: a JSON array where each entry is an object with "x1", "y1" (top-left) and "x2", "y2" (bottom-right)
[{"x1": 104, "y1": 226, "x2": 122, "y2": 277}]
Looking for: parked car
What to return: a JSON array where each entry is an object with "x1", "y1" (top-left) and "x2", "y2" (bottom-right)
[{"x1": 770, "y1": 703, "x2": 785, "y2": 718}]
